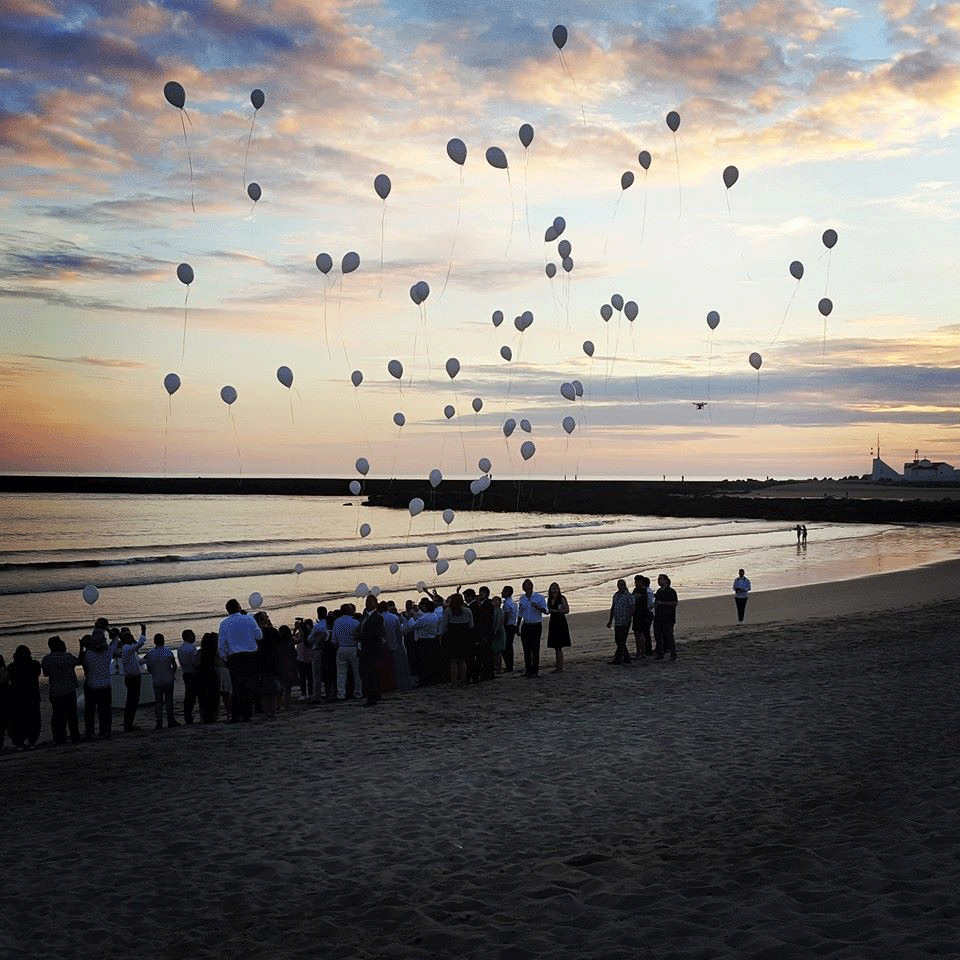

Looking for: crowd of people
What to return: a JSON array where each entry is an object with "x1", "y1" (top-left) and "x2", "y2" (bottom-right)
[{"x1": 0, "y1": 572, "x2": 693, "y2": 752}]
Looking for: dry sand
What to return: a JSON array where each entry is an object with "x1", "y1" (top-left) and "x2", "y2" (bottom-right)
[{"x1": 2, "y1": 562, "x2": 959, "y2": 959}]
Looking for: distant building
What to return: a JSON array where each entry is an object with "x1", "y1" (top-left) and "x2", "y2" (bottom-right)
[
  {"x1": 869, "y1": 444, "x2": 960, "y2": 483},
  {"x1": 903, "y1": 456, "x2": 960, "y2": 482}
]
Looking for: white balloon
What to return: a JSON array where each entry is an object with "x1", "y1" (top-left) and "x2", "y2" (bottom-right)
[
  {"x1": 408, "y1": 497, "x2": 424, "y2": 517},
  {"x1": 749, "y1": 352, "x2": 763, "y2": 371},
  {"x1": 572, "y1": 379, "x2": 584, "y2": 397},
  {"x1": 248, "y1": 591, "x2": 263, "y2": 609},
  {"x1": 276, "y1": 366, "x2": 293, "y2": 389},
  {"x1": 351, "y1": 369, "x2": 363, "y2": 387},
  {"x1": 485, "y1": 146, "x2": 508, "y2": 169},
  {"x1": 82, "y1": 584, "x2": 99, "y2": 605},
  {"x1": 503, "y1": 418, "x2": 516, "y2": 437},
  {"x1": 388, "y1": 359, "x2": 404, "y2": 380},
  {"x1": 436, "y1": 559, "x2": 449, "y2": 575},
  {"x1": 442, "y1": 508, "x2": 455, "y2": 525},
  {"x1": 369, "y1": 585, "x2": 381, "y2": 597},
  {"x1": 560, "y1": 382, "x2": 576, "y2": 401},
  {"x1": 355, "y1": 457, "x2": 370, "y2": 476},
  {"x1": 444, "y1": 404, "x2": 456, "y2": 420},
  {"x1": 472, "y1": 397, "x2": 483, "y2": 413},
  {"x1": 562, "y1": 416, "x2": 576, "y2": 435},
  {"x1": 464, "y1": 548, "x2": 477, "y2": 565},
  {"x1": 429, "y1": 468, "x2": 443, "y2": 488},
  {"x1": 500, "y1": 345, "x2": 512, "y2": 361},
  {"x1": 342, "y1": 251, "x2": 360, "y2": 274},
  {"x1": 583, "y1": 341, "x2": 595, "y2": 357},
  {"x1": 426, "y1": 544, "x2": 439, "y2": 561},
  {"x1": 611, "y1": 294, "x2": 624, "y2": 312},
  {"x1": 163, "y1": 373, "x2": 181, "y2": 396},
  {"x1": 389, "y1": 562, "x2": 400, "y2": 575},
  {"x1": 349, "y1": 480, "x2": 362, "y2": 495},
  {"x1": 294, "y1": 562, "x2": 304, "y2": 575},
  {"x1": 359, "y1": 522, "x2": 372, "y2": 538},
  {"x1": 469, "y1": 479, "x2": 481, "y2": 495},
  {"x1": 492, "y1": 310, "x2": 504, "y2": 327},
  {"x1": 520, "y1": 418, "x2": 532, "y2": 433},
  {"x1": 393, "y1": 412, "x2": 406, "y2": 428},
  {"x1": 624, "y1": 301, "x2": 638, "y2": 322},
  {"x1": 706, "y1": 310, "x2": 720, "y2": 330},
  {"x1": 478, "y1": 475, "x2": 491, "y2": 491},
  {"x1": 520, "y1": 440, "x2": 536, "y2": 461},
  {"x1": 478, "y1": 457, "x2": 491, "y2": 473},
  {"x1": 220, "y1": 385, "x2": 237, "y2": 405},
  {"x1": 445, "y1": 357, "x2": 460, "y2": 379},
  {"x1": 355, "y1": 582, "x2": 369, "y2": 598},
  {"x1": 600, "y1": 304, "x2": 613, "y2": 322}
]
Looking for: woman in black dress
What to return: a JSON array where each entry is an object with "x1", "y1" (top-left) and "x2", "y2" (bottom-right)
[
  {"x1": 7, "y1": 644, "x2": 42, "y2": 749},
  {"x1": 440, "y1": 593, "x2": 474, "y2": 687},
  {"x1": 546, "y1": 582, "x2": 571, "y2": 673}
]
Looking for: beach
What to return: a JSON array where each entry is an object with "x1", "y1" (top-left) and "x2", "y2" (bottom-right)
[{"x1": 2, "y1": 562, "x2": 959, "y2": 959}]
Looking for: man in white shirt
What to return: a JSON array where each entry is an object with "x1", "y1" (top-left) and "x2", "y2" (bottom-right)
[
  {"x1": 517, "y1": 579, "x2": 548, "y2": 677},
  {"x1": 145, "y1": 634, "x2": 179, "y2": 730},
  {"x1": 119, "y1": 623, "x2": 148, "y2": 732},
  {"x1": 500, "y1": 585, "x2": 518, "y2": 672},
  {"x1": 733, "y1": 569, "x2": 752, "y2": 623},
  {"x1": 177, "y1": 629, "x2": 200, "y2": 723},
  {"x1": 332, "y1": 604, "x2": 361, "y2": 700},
  {"x1": 218, "y1": 598, "x2": 262, "y2": 722}
]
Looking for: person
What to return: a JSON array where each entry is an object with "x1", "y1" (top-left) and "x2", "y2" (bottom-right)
[
  {"x1": 795, "y1": 523, "x2": 802, "y2": 544},
  {"x1": 332, "y1": 604, "x2": 361, "y2": 701},
  {"x1": 7, "y1": 644, "x2": 42, "y2": 750},
  {"x1": 546, "y1": 582, "x2": 571, "y2": 673},
  {"x1": 177, "y1": 628, "x2": 200, "y2": 723},
  {"x1": 490, "y1": 595, "x2": 506, "y2": 673},
  {"x1": 472, "y1": 586, "x2": 496, "y2": 682},
  {"x1": 606, "y1": 579, "x2": 635, "y2": 665},
  {"x1": 500, "y1": 585, "x2": 518, "y2": 672},
  {"x1": 196, "y1": 632, "x2": 221, "y2": 723},
  {"x1": 405, "y1": 598, "x2": 443, "y2": 686},
  {"x1": 79, "y1": 620, "x2": 120, "y2": 739},
  {"x1": 308, "y1": 607, "x2": 329, "y2": 701},
  {"x1": 801, "y1": 524, "x2": 808, "y2": 543},
  {"x1": 0, "y1": 654, "x2": 10, "y2": 751},
  {"x1": 357, "y1": 595, "x2": 385, "y2": 706},
  {"x1": 517, "y1": 579, "x2": 548, "y2": 677},
  {"x1": 218, "y1": 598, "x2": 262, "y2": 722},
  {"x1": 733, "y1": 569, "x2": 752, "y2": 623},
  {"x1": 41, "y1": 636, "x2": 81, "y2": 745},
  {"x1": 295, "y1": 621, "x2": 314, "y2": 700},
  {"x1": 145, "y1": 634, "x2": 179, "y2": 729},
  {"x1": 254, "y1": 611, "x2": 281, "y2": 718},
  {"x1": 276, "y1": 624, "x2": 299, "y2": 711},
  {"x1": 632, "y1": 575, "x2": 654, "y2": 658},
  {"x1": 440, "y1": 592, "x2": 474, "y2": 686},
  {"x1": 118, "y1": 623, "x2": 147, "y2": 731},
  {"x1": 653, "y1": 574, "x2": 679, "y2": 661},
  {"x1": 381, "y1": 600, "x2": 413, "y2": 691}
]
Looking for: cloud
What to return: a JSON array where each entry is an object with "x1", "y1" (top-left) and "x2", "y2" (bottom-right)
[
  {"x1": 18, "y1": 353, "x2": 147, "y2": 369},
  {"x1": 0, "y1": 235, "x2": 169, "y2": 282}
]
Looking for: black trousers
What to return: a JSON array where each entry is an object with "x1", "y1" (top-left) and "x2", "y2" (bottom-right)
[
  {"x1": 228, "y1": 652, "x2": 260, "y2": 721},
  {"x1": 612, "y1": 624, "x2": 632, "y2": 662},
  {"x1": 735, "y1": 597, "x2": 748, "y2": 622},
  {"x1": 633, "y1": 617, "x2": 653, "y2": 656},
  {"x1": 84, "y1": 685, "x2": 112, "y2": 737},
  {"x1": 123, "y1": 674, "x2": 141, "y2": 729},
  {"x1": 654, "y1": 620, "x2": 676, "y2": 658},
  {"x1": 502, "y1": 624, "x2": 516, "y2": 671},
  {"x1": 182, "y1": 672, "x2": 199, "y2": 722},
  {"x1": 51, "y1": 691, "x2": 80, "y2": 743},
  {"x1": 520, "y1": 622, "x2": 542, "y2": 676},
  {"x1": 296, "y1": 662, "x2": 313, "y2": 697}
]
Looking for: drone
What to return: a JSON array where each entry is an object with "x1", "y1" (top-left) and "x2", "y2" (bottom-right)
[{"x1": 693, "y1": 401, "x2": 708, "y2": 410}]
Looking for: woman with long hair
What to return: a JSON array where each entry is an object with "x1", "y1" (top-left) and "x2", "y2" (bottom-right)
[
  {"x1": 546, "y1": 582, "x2": 571, "y2": 673},
  {"x1": 440, "y1": 592, "x2": 474, "y2": 687}
]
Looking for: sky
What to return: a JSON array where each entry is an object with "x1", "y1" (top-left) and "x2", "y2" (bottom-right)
[{"x1": 1, "y1": 0, "x2": 959, "y2": 481}]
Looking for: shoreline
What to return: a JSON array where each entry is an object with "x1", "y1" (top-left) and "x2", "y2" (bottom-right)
[{"x1": 2, "y1": 570, "x2": 959, "y2": 959}]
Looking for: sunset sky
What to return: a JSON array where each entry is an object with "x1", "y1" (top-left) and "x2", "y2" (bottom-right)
[{"x1": 2, "y1": 0, "x2": 959, "y2": 480}]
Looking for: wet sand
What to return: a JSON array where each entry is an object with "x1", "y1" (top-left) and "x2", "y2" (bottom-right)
[{"x1": 2, "y1": 561, "x2": 959, "y2": 959}]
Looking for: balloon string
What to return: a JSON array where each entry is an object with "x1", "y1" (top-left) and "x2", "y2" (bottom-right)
[
  {"x1": 181, "y1": 287, "x2": 190, "y2": 363},
  {"x1": 163, "y1": 401, "x2": 170, "y2": 475},
  {"x1": 242, "y1": 110, "x2": 257, "y2": 194},
  {"x1": 378, "y1": 203, "x2": 386, "y2": 298},
  {"x1": 726, "y1": 191, "x2": 752, "y2": 281},
  {"x1": 229, "y1": 408, "x2": 242, "y2": 480},
  {"x1": 289, "y1": 393, "x2": 295, "y2": 427},
  {"x1": 672, "y1": 132, "x2": 681, "y2": 220},
  {"x1": 504, "y1": 169, "x2": 515, "y2": 259},
  {"x1": 322, "y1": 283, "x2": 331, "y2": 360},
  {"x1": 770, "y1": 281, "x2": 799, "y2": 345},
  {"x1": 824, "y1": 250, "x2": 832, "y2": 296},
  {"x1": 632, "y1": 325, "x2": 640, "y2": 402},
  {"x1": 181, "y1": 111, "x2": 196, "y2": 215},
  {"x1": 523, "y1": 151, "x2": 531, "y2": 244},
  {"x1": 753, "y1": 371, "x2": 760, "y2": 421},
  {"x1": 558, "y1": 51, "x2": 587, "y2": 126},
  {"x1": 440, "y1": 181, "x2": 462, "y2": 299},
  {"x1": 603, "y1": 191, "x2": 623, "y2": 255},
  {"x1": 640, "y1": 172, "x2": 648, "y2": 245},
  {"x1": 353, "y1": 390, "x2": 371, "y2": 457}
]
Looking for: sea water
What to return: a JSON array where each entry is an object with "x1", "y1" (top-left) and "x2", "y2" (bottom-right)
[{"x1": 1, "y1": 492, "x2": 957, "y2": 657}]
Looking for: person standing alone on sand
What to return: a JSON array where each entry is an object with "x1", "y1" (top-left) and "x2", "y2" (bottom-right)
[
  {"x1": 653, "y1": 574, "x2": 679, "y2": 661},
  {"x1": 606, "y1": 579, "x2": 635, "y2": 664},
  {"x1": 733, "y1": 569, "x2": 751, "y2": 623}
]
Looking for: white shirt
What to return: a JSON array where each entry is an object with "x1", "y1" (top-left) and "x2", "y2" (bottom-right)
[
  {"x1": 177, "y1": 640, "x2": 199, "y2": 673},
  {"x1": 501, "y1": 595, "x2": 518, "y2": 626},
  {"x1": 218, "y1": 612, "x2": 263, "y2": 658},
  {"x1": 517, "y1": 592, "x2": 547, "y2": 625}
]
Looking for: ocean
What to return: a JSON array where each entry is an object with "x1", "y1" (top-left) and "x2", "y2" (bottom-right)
[{"x1": 1, "y1": 492, "x2": 957, "y2": 658}]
